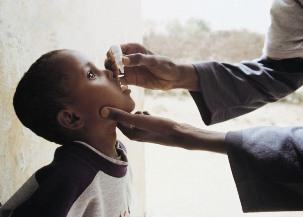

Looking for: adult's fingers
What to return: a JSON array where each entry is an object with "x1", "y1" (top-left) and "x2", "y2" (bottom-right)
[
  {"x1": 101, "y1": 107, "x2": 149, "y2": 127},
  {"x1": 104, "y1": 57, "x2": 119, "y2": 72},
  {"x1": 122, "y1": 53, "x2": 146, "y2": 67},
  {"x1": 101, "y1": 107, "x2": 175, "y2": 133},
  {"x1": 116, "y1": 122, "x2": 135, "y2": 138},
  {"x1": 123, "y1": 53, "x2": 159, "y2": 68},
  {"x1": 121, "y1": 43, "x2": 155, "y2": 55},
  {"x1": 114, "y1": 113, "x2": 152, "y2": 142},
  {"x1": 117, "y1": 122, "x2": 150, "y2": 142}
]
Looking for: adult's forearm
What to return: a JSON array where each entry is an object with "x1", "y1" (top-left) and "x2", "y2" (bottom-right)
[
  {"x1": 190, "y1": 57, "x2": 303, "y2": 125},
  {"x1": 171, "y1": 123, "x2": 227, "y2": 154},
  {"x1": 172, "y1": 64, "x2": 200, "y2": 92}
]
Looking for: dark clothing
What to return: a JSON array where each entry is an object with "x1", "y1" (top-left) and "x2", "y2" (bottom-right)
[
  {"x1": 191, "y1": 57, "x2": 303, "y2": 125},
  {"x1": 227, "y1": 127, "x2": 303, "y2": 212},
  {"x1": 0, "y1": 141, "x2": 132, "y2": 217},
  {"x1": 191, "y1": 57, "x2": 303, "y2": 212}
]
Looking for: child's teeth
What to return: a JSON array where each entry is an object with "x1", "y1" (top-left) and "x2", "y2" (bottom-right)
[{"x1": 121, "y1": 85, "x2": 128, "y2": 92}]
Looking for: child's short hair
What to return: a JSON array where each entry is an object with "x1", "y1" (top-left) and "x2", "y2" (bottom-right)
[{"x1": 13, "y1": 49, "x2": 70, "y2": 145}]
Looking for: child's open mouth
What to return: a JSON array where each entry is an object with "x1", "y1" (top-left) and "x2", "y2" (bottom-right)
[
  {"x1": 120, "y1": 84, "x2": 129, "y2": 92},
  {"x1": 118, "y1": 77, "x2": 130, "y2": 94}
]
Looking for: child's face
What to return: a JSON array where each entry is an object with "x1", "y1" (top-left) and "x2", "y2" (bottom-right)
[{"x1": 59, "y1": 50, "x2": 135, "y2": 125}]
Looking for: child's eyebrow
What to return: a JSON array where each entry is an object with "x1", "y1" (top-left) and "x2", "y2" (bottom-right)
[
  {"x1": 83, "y1": 61, "x2": 96, "y2": 69},
  {"x1": 83, "y1": 62, "x2": 91, "y2": 68},
  {"x1": 82, "y1": 62, "x2": 94, "y2": 72}
]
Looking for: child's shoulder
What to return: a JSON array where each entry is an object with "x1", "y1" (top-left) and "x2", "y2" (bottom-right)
[{"x1": 35, "y1": 144, "x2": 98, "y2": 187}]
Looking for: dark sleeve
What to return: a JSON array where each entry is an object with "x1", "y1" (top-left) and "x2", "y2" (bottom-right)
[
  {"x1": 190, "y1": 57, "x2": 303, "y2": 125},
  {"x1": 225, "y1": 126, "x2": 303, "y2": 212}
]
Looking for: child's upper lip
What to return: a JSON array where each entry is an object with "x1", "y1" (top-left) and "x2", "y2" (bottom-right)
[{"x1": 116, "y1": 77, "x2": 128, "y2": 92}]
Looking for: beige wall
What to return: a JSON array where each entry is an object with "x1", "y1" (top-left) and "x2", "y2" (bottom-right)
[{"x1": 0, "y1": 0, "x2": 145, "y2": 216}]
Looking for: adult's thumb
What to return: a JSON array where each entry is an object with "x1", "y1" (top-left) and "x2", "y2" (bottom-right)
[
  {"x1": 101, "y1": 107, "x2": 152, "y2": 130},
  {"x1": 123, "y1": 53, "x2": 148, "y2": 67},
  {"x1": 100, "y1": 107, "x2": 130, "y2": 123},
  {"x1": 122, "y1": 56, "x2": 131, "y2": 66},
  {"x1": 100, "y1": 107, "x2": 111, "y2": 118}
]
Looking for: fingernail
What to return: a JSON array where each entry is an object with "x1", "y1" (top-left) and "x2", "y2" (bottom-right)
[
  {"x1": 101, "y1": 107, "x2": 110, "y2": 118},
  {"x1": 122, "y1": 57, "x2": 130, "y2": 65}
]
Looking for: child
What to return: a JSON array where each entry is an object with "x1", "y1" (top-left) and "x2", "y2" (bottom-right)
[{"x1": 0, "y1": 49, "x2": 135, "y2": 217}]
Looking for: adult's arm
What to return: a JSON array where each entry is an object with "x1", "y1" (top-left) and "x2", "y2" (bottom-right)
[
  {"x1": 105, "y1": 44, "x2": 303, "y2": 125},
  {"x1": 190, "y1": 57, "x2": 303, "y2": 125},
  {"x1": 226, "y1": 126, "x2": 303, "y2": 212},
  {"x1": 101, "y1": 108, "x2": 226, "y2": 153},
  {"x1": 102, "y1": 107, "x2": 303, "y2": 212},
  {"x1": 190, "y1": 0, "x2": 303, "y2": 124}
]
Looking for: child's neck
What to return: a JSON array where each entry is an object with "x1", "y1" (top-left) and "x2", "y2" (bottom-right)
[
  {"x1": 92, "y1": 131, "x2": 118, "y2": 158},
  {"x1": 82, "y1": 125, "x2": 119, "y2": 159}
]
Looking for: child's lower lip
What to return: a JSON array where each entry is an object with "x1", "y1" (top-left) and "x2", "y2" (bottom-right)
[
  {"x1": 123, "y1": 89, "x2": 131, "y2": 94},
  {"x1": 121, "y1": 85, "x2": 131, "y2": 94}
]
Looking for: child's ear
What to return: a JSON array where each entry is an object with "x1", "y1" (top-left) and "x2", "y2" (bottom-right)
[{"x1": 57, "y1": 110, "x2": 84, "y2": 130}]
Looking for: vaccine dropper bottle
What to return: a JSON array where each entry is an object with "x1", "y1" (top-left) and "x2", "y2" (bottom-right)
[{"x1": 110, "y1": 45, "x2": 124, "y2": 74}]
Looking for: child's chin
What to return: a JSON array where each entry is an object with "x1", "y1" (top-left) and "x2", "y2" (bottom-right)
[{"x1": 124, "y1": 102, "x2": 136, "y2": 113}]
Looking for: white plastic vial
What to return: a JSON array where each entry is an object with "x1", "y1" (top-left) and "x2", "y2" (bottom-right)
[{"x1": 110, "y1": 45, "x2": 124, "y2": 74}]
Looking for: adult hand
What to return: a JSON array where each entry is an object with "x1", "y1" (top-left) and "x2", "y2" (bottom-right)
[
  {"x1": 104, "y1": 43, "x2": 200, "y2": 91},
  {"x1": 101, "y1": 106, "x2": 181, "y2": 146},
  {"x1": 101, "y1": 107, "x2": 227, "y2": 153}
]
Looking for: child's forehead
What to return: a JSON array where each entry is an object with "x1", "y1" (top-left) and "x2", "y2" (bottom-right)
[
  {"x1": 57, "y1": 50, "x2": 89, "y2": 70},
  {"x1": 60, "y1": 50, "x2": 88, "y2": 63}
]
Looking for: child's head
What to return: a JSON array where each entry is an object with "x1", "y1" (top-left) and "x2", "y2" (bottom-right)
[{"x1": 13, "y1": 49, "x2": 135, "y2": 145}]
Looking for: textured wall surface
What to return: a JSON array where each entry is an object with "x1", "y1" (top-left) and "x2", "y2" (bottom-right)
[{"x1": 0, "y1": 0, "x2": 145, "y2": 215}]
